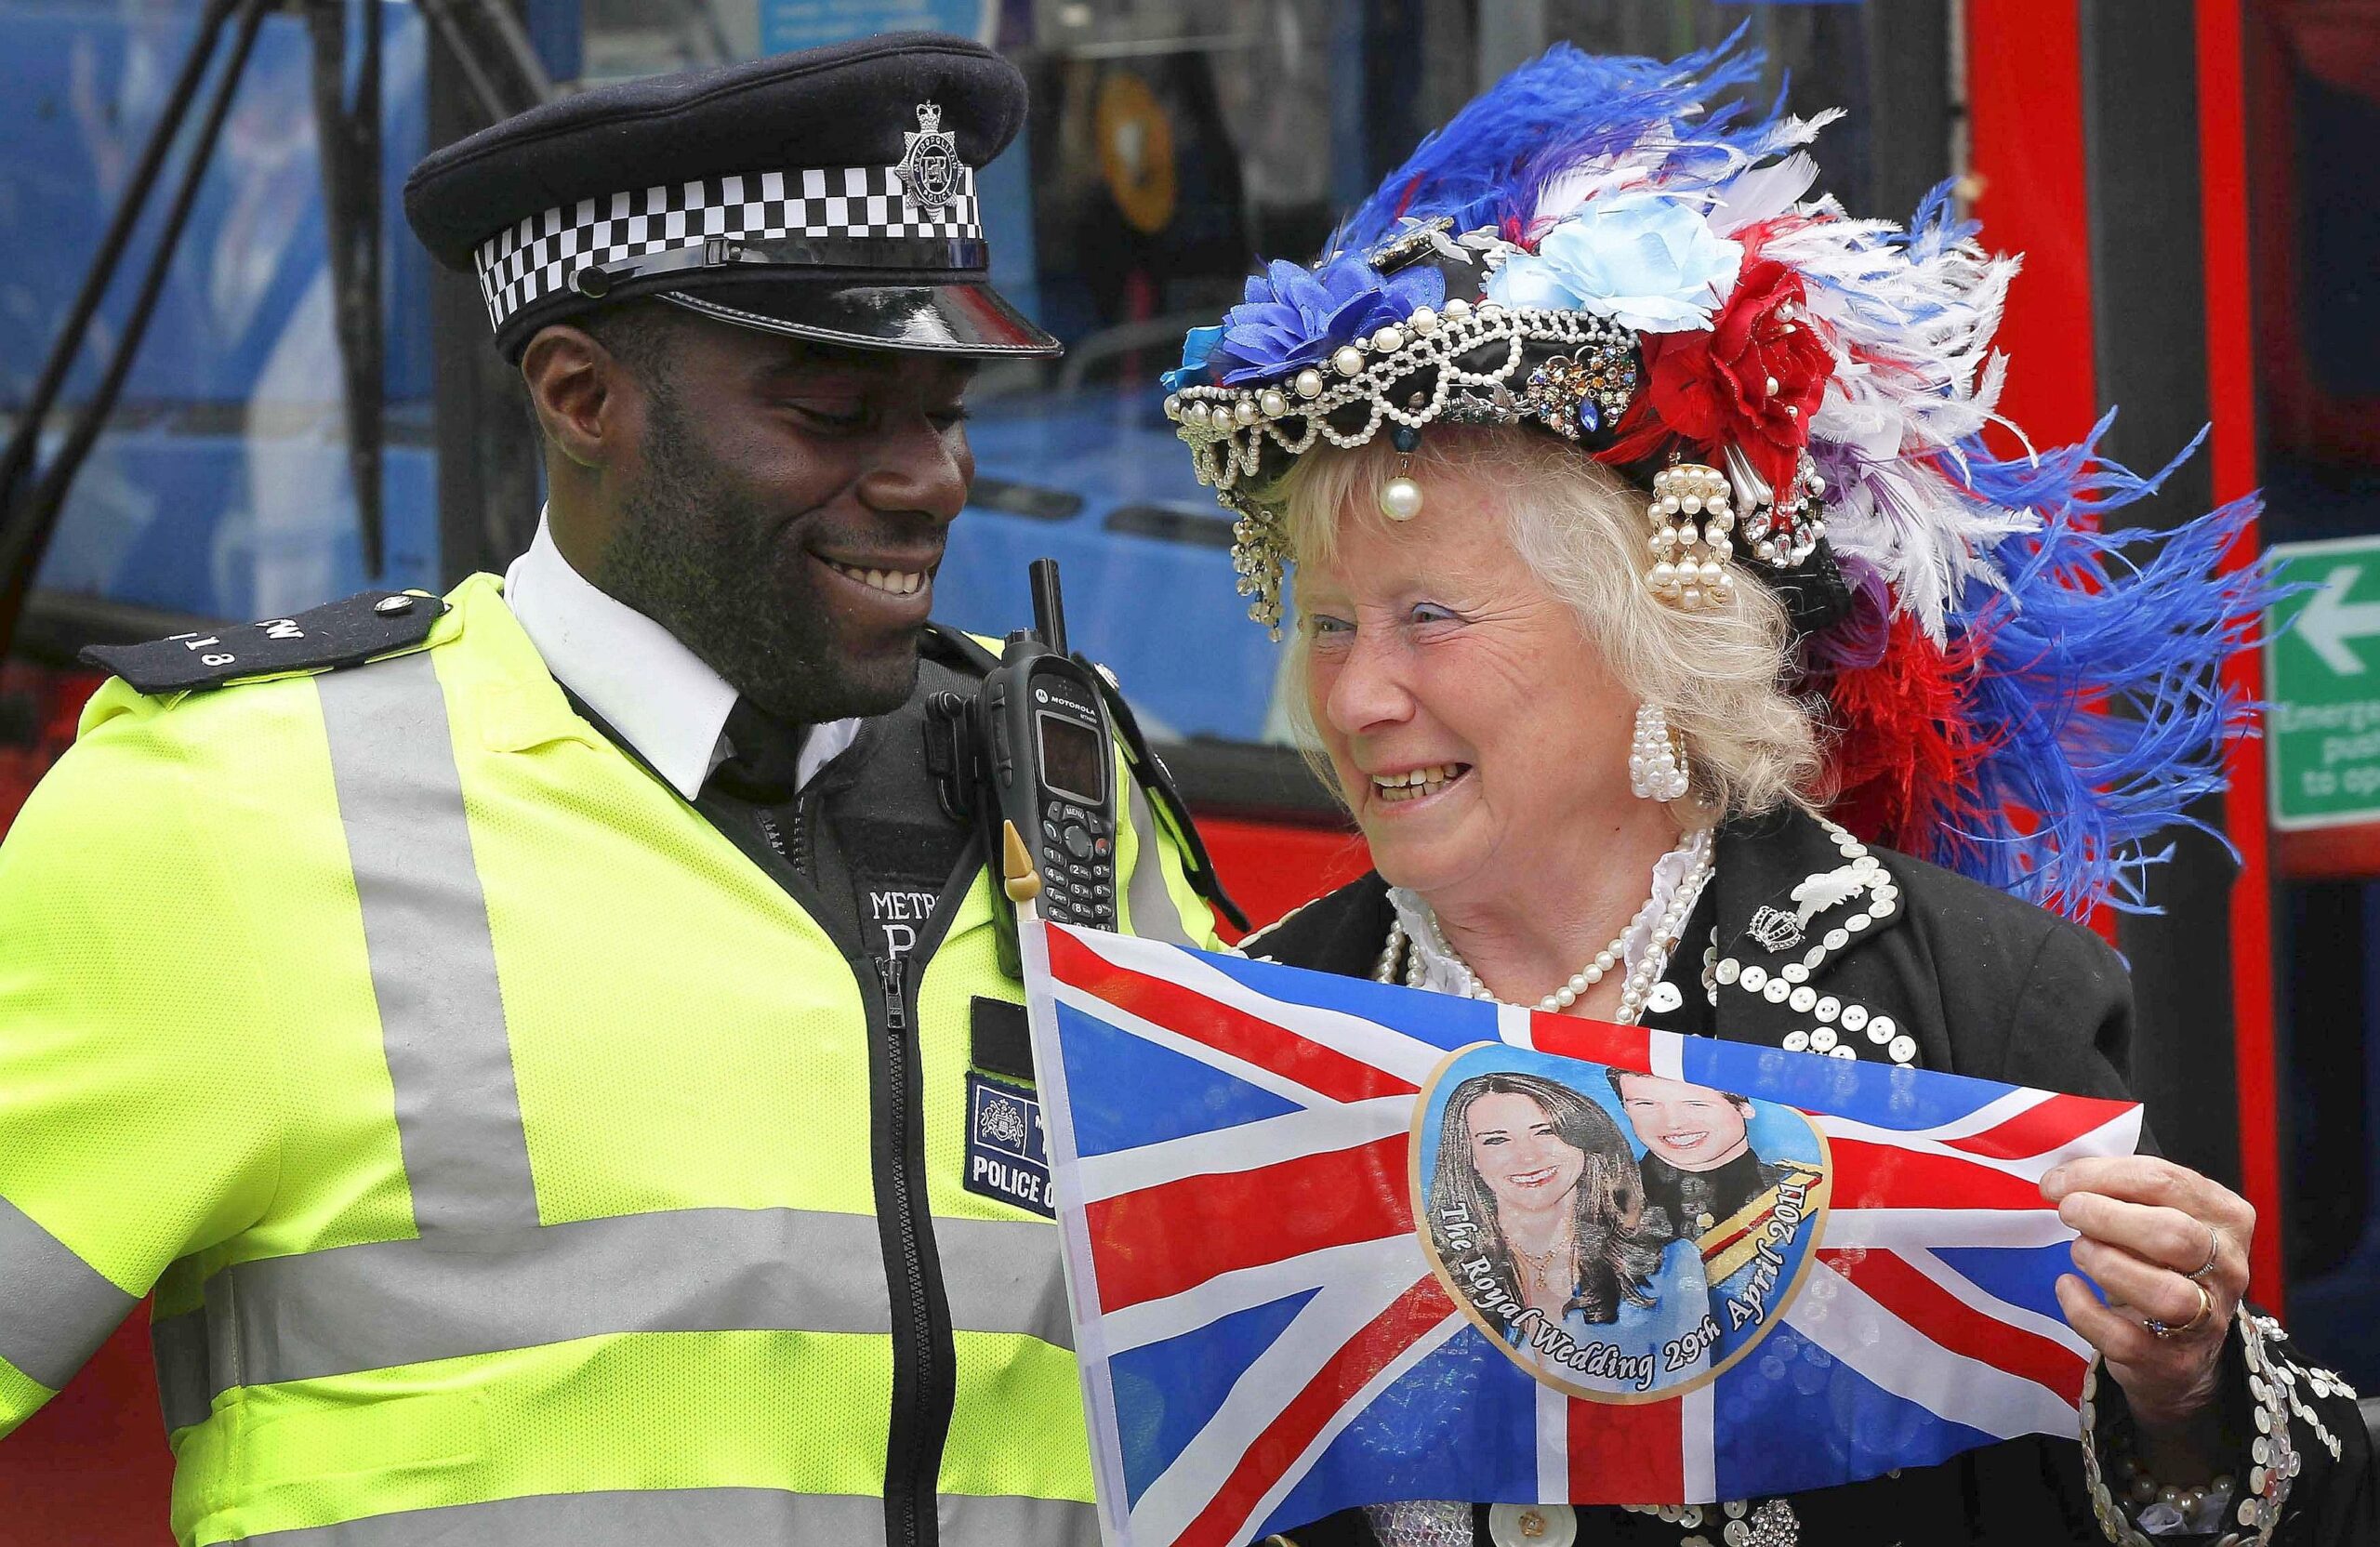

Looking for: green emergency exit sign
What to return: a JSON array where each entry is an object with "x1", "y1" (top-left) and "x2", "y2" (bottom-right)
[{"x1": 2267, "y1": 536, "x2": 2380, "y2": 828}]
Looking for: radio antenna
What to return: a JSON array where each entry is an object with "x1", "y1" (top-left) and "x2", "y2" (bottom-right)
[{"x1": 1028, "y1": 558, "x2": 1067, "y2": 656}]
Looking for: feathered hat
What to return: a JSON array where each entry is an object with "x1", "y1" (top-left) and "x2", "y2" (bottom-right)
[{"x1": 1164, "y1": 36, "x2": 2268, "y2": 922}]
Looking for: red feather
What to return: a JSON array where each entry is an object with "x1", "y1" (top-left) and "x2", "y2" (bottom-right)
[{"x1": 1813, "y1": 615, "x2": 1997, "y2": 855}]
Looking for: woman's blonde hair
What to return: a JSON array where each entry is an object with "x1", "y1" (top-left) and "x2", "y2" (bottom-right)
[{"x1": 1268, "y1": 426, "x2": 1823, "y2": 820}]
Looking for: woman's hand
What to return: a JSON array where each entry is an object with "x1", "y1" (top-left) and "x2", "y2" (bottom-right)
[{"x1": 2042, "y1": 1156, "x2": 2254, "y2": 1436}]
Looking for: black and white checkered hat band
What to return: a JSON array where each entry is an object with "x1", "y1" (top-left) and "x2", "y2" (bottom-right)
[{"x1": 472, "y1": 163, "x2": 983, "y2": 331}]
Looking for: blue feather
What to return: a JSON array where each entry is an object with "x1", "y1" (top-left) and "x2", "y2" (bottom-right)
[
  {"x1": 1332, "y1": 28, "x2": 1786, "y2": 255},
  {"x1": 1916, "y1": 423, "x2": 2280, "y2": 917},
  {"x1": 1893, "y1": 178, "x2": 1982, "y2": 264}
]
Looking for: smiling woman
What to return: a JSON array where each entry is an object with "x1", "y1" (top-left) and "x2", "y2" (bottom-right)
[
  {"x1": 1285, "y1": 423, "x2": 1818, "y2": 904},
  {"x1": 1208, "y1": 35, "x2": 2373, "y2": 1547}
]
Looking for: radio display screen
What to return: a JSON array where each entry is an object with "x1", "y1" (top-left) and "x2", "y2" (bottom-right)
[{"x1": 1037, "y1": 712, "x2": 1105, "y2": 805}]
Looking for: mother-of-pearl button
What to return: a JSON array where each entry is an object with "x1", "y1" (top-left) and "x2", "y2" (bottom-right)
[{"x1": 1488, "y1": 1502, "x2": 1577, "y2": 1547}]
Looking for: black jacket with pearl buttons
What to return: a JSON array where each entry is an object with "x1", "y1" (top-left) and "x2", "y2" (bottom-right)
[{"x1": 1238, "y1": 804, "x2": 2373, "y2": 1547}]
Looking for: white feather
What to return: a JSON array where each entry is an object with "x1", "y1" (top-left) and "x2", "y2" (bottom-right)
[
  {"x1": 1708, "y1": 151, "x2": 1821, "y2": 234},
  {"x1": 1752, "y1": 204, "x2": 2051, "y2": 638}
]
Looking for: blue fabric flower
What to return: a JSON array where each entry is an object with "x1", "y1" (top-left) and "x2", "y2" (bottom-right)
[
  {"x1": 1206, "y1": 256, "x2": 1446, "y2": 386},
  {"x1": 1160, "y1": 325, "x2": 1226, "y2": 393},
  {"x1": 1484, "y1": 190, "x2": 1742, "y2": 335}
]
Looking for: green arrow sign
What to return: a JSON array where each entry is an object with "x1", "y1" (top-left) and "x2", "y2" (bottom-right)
[{"x1": 2267, "y1": 536, "x2": 2380, "y2": 828}]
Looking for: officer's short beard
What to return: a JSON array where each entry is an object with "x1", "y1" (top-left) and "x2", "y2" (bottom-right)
[{"x1": 595, "y1": 373, "x2": 919, "y2": 725}]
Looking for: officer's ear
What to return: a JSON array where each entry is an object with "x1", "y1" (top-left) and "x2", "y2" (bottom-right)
[{"x1": 520, "y1": 323, "x2": 628, "y2": 469}]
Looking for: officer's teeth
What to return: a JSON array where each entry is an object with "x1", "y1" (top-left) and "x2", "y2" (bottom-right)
[{"x1": 831, "y1": 562, "x2": 924, "y2": 596}]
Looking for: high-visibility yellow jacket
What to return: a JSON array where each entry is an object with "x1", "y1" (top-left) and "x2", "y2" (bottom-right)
[{"x1": 0, "y1": 575, "x2": 1222, "y2": 1546}]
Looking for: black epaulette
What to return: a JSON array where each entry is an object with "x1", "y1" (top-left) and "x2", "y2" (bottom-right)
[
  {"x1": 922, "y1": 621, "x2": 999, "y2": 677},
  {"x1": 78, "y1": 589, "x2": 448, "y2": 695}
]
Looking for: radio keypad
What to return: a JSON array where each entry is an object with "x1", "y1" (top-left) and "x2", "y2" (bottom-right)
[{"x1": 1035, "y1": 777, "x2": 1117, "y2": 927}]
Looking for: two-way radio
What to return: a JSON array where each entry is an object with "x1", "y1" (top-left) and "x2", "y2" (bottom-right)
[{"x1": 928, "y1": 559, "x2": 1118, "y2": 977}]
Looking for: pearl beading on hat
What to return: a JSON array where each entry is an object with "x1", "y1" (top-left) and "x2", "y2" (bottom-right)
[
  {"x1": 1172, "y1": 300, "x2": 1631, "y2": 634},
  {"x1": 1170, "y1": 293, "x2": 1824, "y2": 635},
  {"x1": 1169, "y1": 300, "x2": 1631, "y2": 487}
]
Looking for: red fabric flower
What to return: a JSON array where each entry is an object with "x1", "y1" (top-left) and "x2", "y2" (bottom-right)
[{"x1": 1635, "y1": 258, "x2": 1832, "y2": 494}]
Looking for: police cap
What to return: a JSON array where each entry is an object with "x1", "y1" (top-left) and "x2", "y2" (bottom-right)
[{"x1": 403, "y1": 31, "x2": 1059, "y2": 362}]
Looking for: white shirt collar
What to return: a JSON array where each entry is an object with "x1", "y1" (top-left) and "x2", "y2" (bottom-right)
[{"x1": 502, "y1": 513, "x2": 859, "y2": 800}]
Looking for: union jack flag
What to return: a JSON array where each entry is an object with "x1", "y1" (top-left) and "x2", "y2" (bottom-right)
[{"x1": 1021, "y1": 921, "x2": 2143, "y2": 1547}]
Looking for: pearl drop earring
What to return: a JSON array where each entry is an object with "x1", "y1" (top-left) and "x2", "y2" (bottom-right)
[
  {"x1": 1630, "y1": 702, "x2": 1690, "y2": 802},
  {"x1": 1380, "y1": 426, "x2": 1423, "y2": 520}
]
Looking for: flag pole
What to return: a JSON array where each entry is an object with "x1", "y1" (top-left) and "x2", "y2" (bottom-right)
[{"x1": 1003, "y1": 817, "x2": 1132, "y2": 1545}]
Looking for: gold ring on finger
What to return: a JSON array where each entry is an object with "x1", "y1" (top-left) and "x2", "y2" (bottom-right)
[
  {"x1": 2144, "y1": 1278, "x2": 2214, "y2": 1340},
  {"x1": 2189, "y1": 1223, "x2": 2222, "y2": 1282}
]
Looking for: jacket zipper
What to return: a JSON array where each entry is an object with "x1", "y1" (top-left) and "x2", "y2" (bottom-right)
[
  {"x1": 747, "y1": 783, "x2": 962, "y2": 1546},
  {"x1": 874, "y1": 953, "x2": 941, "y2": 1546},
  {"x1": 754, "y1": 803, "x2": 807, "y2": 877}
]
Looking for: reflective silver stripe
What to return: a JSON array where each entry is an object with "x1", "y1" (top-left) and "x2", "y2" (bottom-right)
[
  {"x1": 935, "y1": 1215, "x2": 1072, "y2": 1351},
  {"x1": 152, "y1": 1307, "x2": 213, "y2": 1432},
  {"x1": 942, "y1": 1494, "x2": 1101, "y2": 1547},
  {"x1": 1123, "y1": 779, "x2": 1197, "y2": 948},
  {"x1": 316, "y1": 652, "x2": 539, "y2": 1236},
  {"x1": 170, "y1": 1207, "x2": 891, "y2": 1402},
  {"x1": 235, "y1": 1490, "x2": 1094, "y2": 1546},
  {"x1": 237, "y1": 1488, "x2": 887, "y2": 1545},
  {"x1": 0, "y1": 1192, "x2": 135, "y2": 1389}
]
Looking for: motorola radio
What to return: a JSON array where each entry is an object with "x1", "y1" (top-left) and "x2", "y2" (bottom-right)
[{"x1": 929, "y1": 559, "x2": 1118, "y2": 977}]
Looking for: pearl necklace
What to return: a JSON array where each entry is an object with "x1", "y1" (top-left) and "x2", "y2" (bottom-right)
[{"x1": 1374, "y1": 827, "x2": 1715, "y2": 1023}]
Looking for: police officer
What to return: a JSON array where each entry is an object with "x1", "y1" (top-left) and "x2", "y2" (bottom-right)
[{"x1": 0, "y1": 33, "x2": 1227, "y2": 1547}]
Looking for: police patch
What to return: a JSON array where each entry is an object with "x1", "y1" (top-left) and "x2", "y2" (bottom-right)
[{"x1": 964, "y1": 1070, "x2": 1051, "y2": 1217}]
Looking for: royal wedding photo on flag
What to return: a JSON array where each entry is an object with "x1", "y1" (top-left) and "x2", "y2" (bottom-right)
[{"x1": 1018, "y1": 920, "x2": 2146, "y2": 1547}]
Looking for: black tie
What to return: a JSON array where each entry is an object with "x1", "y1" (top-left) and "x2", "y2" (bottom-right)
[{"x1": 707, "y1": 699, "x2": 808, "y2": 805}]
